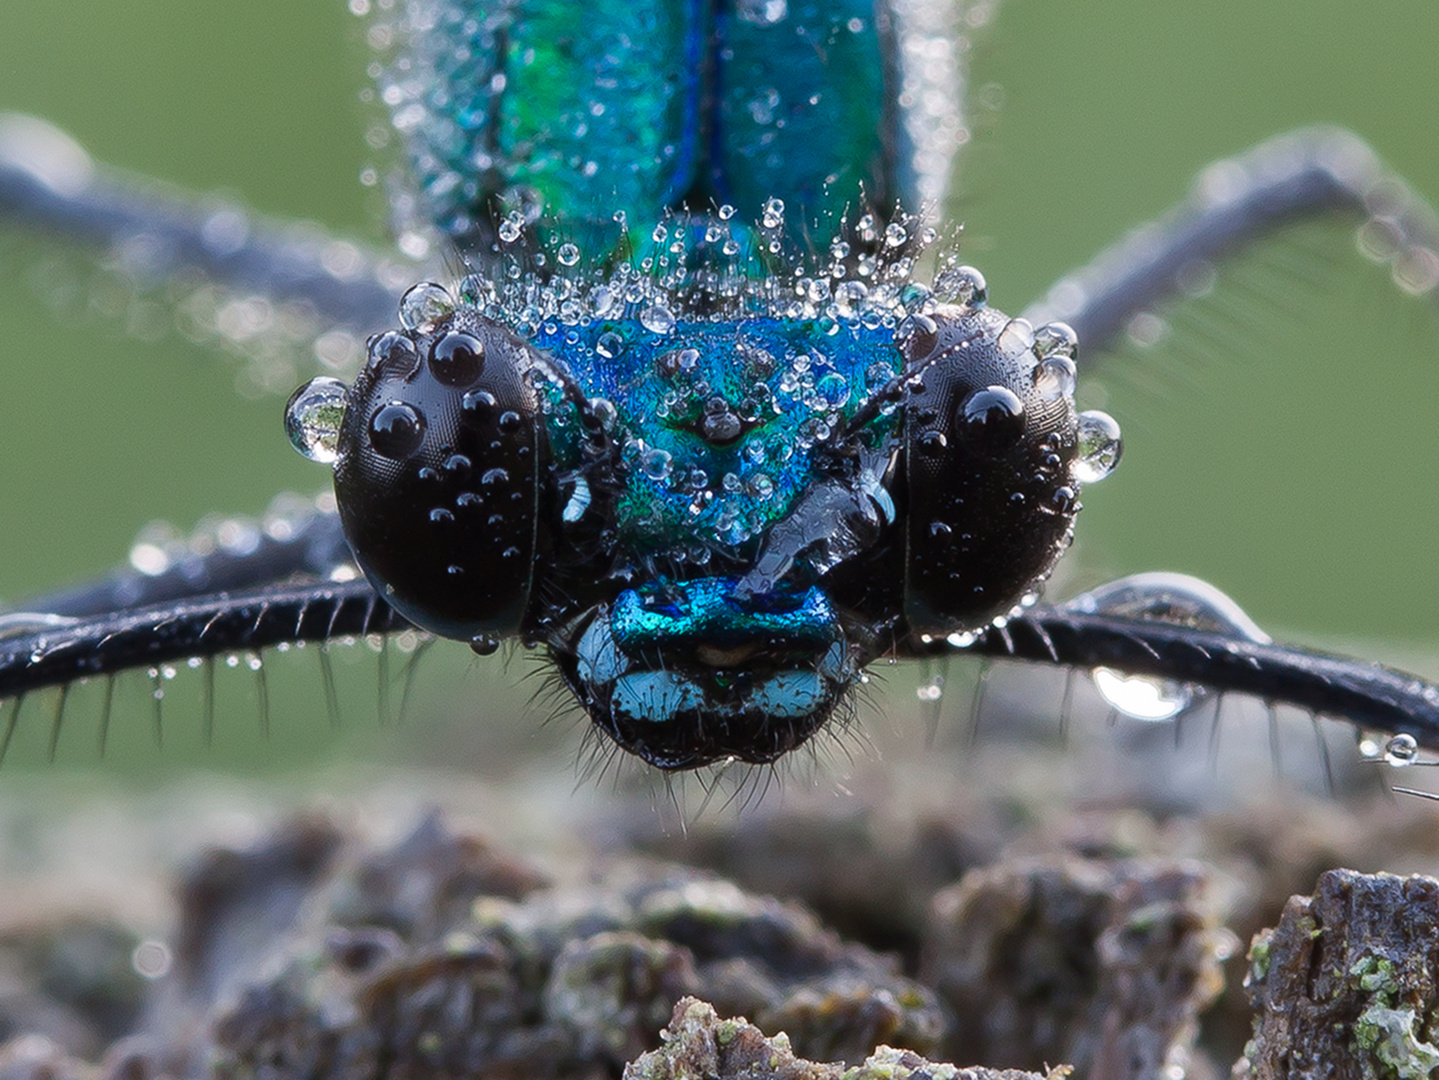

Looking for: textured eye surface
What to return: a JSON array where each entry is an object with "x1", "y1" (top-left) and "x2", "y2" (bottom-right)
[
  {"x1": 332, "y1": 310, "x2": 549, "y2": 643},
  {"x1": 901, "y1": 310, "x2": 1083, "y2": 634}
]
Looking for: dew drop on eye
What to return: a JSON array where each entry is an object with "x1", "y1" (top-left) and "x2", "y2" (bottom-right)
[
  {"x1": 284, "y1": 376, "x2": 349, "y2": 464},
  {"x1": 1074, "y1": 410, "x2": 1123, "y2": 482},
  {"x1": 933, "y1": 263, "x2": 986, "y2": 308},
  {"x1": 1032, "y1": 356, "x2": 1077, "y2": 402},
  {"x1": 368, "y1": 402, "x2": 427, "y2": 459},
  {"x1": 996, "y1": 317, "x2": 1035, "y2": 359},
  {"x1": 397, "y1": 281, "x2": 454, "y2": 331}
]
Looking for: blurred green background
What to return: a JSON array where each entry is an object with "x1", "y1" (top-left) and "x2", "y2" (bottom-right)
[{"x1": 0, "y1": 0, "x2": 1436, "y2": 777}]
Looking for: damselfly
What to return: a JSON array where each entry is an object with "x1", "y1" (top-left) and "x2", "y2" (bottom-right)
[{"x1": 1, "y1": 0, "x2": 1437, "y2": 779}]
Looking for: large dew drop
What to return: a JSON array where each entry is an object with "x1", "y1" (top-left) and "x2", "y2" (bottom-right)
[
  {"x1": 1074, "y1": 410, "x2": 1123, "y2": 483},
  {"x1": 284, "y1": 376, "x2": 349, "y2": 464},
  {"x1": 1092, "y1": 667, "x2": 1193, "y2": 721},
  {"x1": 398, "y1": 281, "x2": 455, "y2": 332},
  {"x1": 933, "y1": 264, "x2": 986, "y2": 308}
]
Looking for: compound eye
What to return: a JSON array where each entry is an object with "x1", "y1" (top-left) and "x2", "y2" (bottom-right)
[
  {"x1": 330, "y1": 310, "x2": 549, "y2": 643},
  {"x1": 902, "y1": 310, "x2": 1099, "y2": 635}
]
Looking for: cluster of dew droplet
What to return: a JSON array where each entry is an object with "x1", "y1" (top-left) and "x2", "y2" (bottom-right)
[
  {"x1": 354, "y1": 0, "x2": 987, "y2": 262},
  {"x1": 283, "y1": 193, "x2": 1127, "y2": 681},
  {"x1": 289, "y1": 199, "x2": 1123, "y2": 528},
  {"x1": 445, "y1": 199, "x2": 968, "y2": 337}
]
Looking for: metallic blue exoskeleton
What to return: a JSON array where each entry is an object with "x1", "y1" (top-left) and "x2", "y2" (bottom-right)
[{"x1": 285, "y1": 0, "x2": 1117, "y2": 767}]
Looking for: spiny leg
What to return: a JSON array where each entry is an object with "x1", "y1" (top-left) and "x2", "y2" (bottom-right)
[
  {"x1": 17, "y1": 500, "x2": 352, "y2": 620},
  {"x1": 936, "y1": 576, "x2": 1439, "y2": 750},
  {"x1": 0, "y1": 580, "x2": 409, "y2": 703},
  {"x1": 0, "y1": 114, "x2": 403, "y2": 335},
  {"x1": 1023, "y1": 127, "x2": 1439, "y2": 353}
]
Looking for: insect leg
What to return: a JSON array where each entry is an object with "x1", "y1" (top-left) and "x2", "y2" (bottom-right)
[
  {"x1": 16, "y1": 502, "x2": 352, "y2": 620},
  {"x1": 1022, "y1": 127, "x2": 1439, "y2": 353},
  {"x1": 0, "y1": 113, "x2": 401, "y2": 332},
  {"x1": 0, "y1": 579, "x2": 408, "y2": 702},
  {"x1": 939, "y1": 575, "x2": 1439, "y2": 749}
]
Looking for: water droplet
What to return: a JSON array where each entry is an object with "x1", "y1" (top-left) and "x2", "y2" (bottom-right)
[
  {"x1": 996, "y1": 317, "x2": 1036, "y2": 359},
  {"x1": 833, "y1": 280, "x2": 867, "y2": 318},
  {"x1": 497, "y1": 212, "x2": 524, "y2": 243},
  {"x1": 815, "y1": 372, "x2": 850, "y2": 409},
  {"x1": 1033, "y1": 321, "x2": 1078, "y2": 359},
  {"x1": 369, "y1": 402, "x2": 426, "y2": 459},
  {"x1": 640, "y1": 447, "x2": 673, "y2": 481},
  {"x1": 1385, "y1": 733, "x2": 1420, "y2": 765},
  {"x1": 595, "y1": 331, "x2": 625, "y2": 359},
  {"x1": 737, "y1": 0, "x2": 788, "y2": 25},
  {"x1": 1032, "y1": 355, "x2": 1077, "y2": 402},
  {"x1": 761, "y1": 197, "x2": 785, "y2": 229},
  {"x1": 131, "y1": 940, "x2": 172, "y2": 980},
  {"x1": 458, "y1": 273, "x2": 497, "y2": 308},
  {"x1": 640, "y1": 303, "x2": 676, "y2": 335},
  {"x1": 470, "y1": 634, "x2": 500, "y2": 656},
  {"x1": 429, "y1": 329, "x2": 485, "y2": 387},
  {"x1": 1093, "y1": 667, "x2": 1193, "y2": 721},
  {"x1": 284, "y1": 377, "x2": 349, "y2": 464},
  {"x1": 701, "y1": 401, "x2": 744, "y2": 444},
  {"x1": 896, "y1": 313, "x2": 939, "y2": 359},
  {"x1": 957, "y1": 386, "x2": 1025, "y2": 453},
  {"x1": 884, "y1": 222, "x2": 908, "y2": 248},
  {"x1": 933, "y1": 264, "x2": 986, "y2": 308},
  {"x1": 588, "y1": 397, "x2": 617, "y2": 431},
  {"x1": 1074, "y1": 410, "x2": 1123, "y2": 482},
  {"x1": 556, "y1": 242, "x2": 580, "y2": 267},
  {"x1": 900, "y1": 282, "x2": 932, "y2": 313},
  {"x1": 398, "y1": 282, "x2": 454, "y2": 331},
  {"x1": 461, "y1": 389, "x2": 497, "y2": 418},
  {"x1": 366, "y1": 329, "x2": 418, "y2": 374}
]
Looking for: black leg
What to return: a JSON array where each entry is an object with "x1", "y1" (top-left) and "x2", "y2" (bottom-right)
[
  {"x1": 920, "y1": 574, "x2": 1439, "y2": 751},
  {"x1": 0, "y1": 114, "x2": 402, "y2": 333},
  {"x1": 13, "y1": 499, "x2": 353, "y2": 620},
  {"x1": 1022, "y1": 127, "x2": 1439, "y2": 355},
  {"x1": 0, "y1": 579, "x2": 408, "y2": 702}
]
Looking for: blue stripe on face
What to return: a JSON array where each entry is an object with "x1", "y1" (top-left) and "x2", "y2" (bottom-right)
[
  {"x1": 610, "y1": 578, "x2": 841, "y2": 653},
  {"x1": 611, "y1": 670, "x2": 706, "y2": 724},
  {"x1": 749, "y1": 671, "x2": 829, "y2": 720}
]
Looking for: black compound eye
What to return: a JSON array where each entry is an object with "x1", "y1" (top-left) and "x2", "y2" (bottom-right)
[
  {"x1": 334, "y1": 310, "x2": 549, "y2": 643},
  {"x1": 957, "y1": 385, "x2": 1026, "y2": 453},
  {"x1": 429, "y1": 329, "x2": 485, "y2": 387},
  {"x1": 368, "y1": 401, "x2": 426, "y2": 459},
  {"x1": 901, "y1": 308, "x2": 1083, "y2": 635}
]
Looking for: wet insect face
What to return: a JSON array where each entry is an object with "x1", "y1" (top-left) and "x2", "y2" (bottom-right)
[
  {"x1": 290, "y1": 249, "x2": 1117, "y2": 768},
  {"x1": 269, "y1": 0, "x2": 1130, "y2": 769}
]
